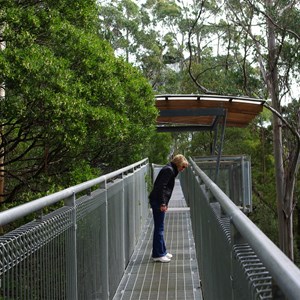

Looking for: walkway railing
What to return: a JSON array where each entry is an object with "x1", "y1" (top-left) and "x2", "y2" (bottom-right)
[
  {"x1": 0, "y1": 159, "x2": 150, "y2": 300},
  {"x1": 181, "y1": 157, "x2": 300, "y2": 300},
  {"x1": 2, "y1": 156, "x2": 300, "y2": 300},
  {"x1": 192, "y1": 155, "x2": 252, "y2": 213}
]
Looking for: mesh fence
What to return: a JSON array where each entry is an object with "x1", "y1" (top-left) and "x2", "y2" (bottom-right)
[
  {"x1": 181, "y1": 161, "x2": 274, "y2": 300},
  {"x1": 0, "y1": 163, "x2": 149, "y2": 300}
]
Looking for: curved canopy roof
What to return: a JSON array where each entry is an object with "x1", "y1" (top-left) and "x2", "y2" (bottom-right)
[{"x1": 155, "y1": 94, "x2": 265, "y2": 132}]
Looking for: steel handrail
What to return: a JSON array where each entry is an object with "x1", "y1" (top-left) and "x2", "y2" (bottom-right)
[
  {"x1": 0, "y1": 158, "x2": 148, "y2": 227},
  {"x1": 189, "y1": 158, "x2": 300, "y2": 300}
]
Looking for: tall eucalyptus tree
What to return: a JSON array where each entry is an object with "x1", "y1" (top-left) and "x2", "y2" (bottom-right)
[{"x1": 218, "y1": 0, "x2": 300, "y2": 260}]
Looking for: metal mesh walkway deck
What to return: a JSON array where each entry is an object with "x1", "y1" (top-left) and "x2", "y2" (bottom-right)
[{"x1": 113, "y1": 180, "x2": 203, "y2": 300}]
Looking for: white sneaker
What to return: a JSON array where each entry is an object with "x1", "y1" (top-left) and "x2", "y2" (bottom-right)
[
  {"x1": 166, "y1": 253, "x2": 173, "y2": 259},
  {"x1": 153, "y1": 256, "x2": 171, "y2": 263}
]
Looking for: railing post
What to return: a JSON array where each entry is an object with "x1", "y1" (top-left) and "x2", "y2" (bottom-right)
[
  {"x1": 241, "y1": 156, "x2": 246, "y2": 212},
  {"x1": 100, "y1": 179, "x2": 110, "y2": 300},
  {"x1": 64, "y1": 192, "x2": 78, "y2": 300},
  {"x1": 121, "y1": 172, "x2": 126, "y2": 270}
]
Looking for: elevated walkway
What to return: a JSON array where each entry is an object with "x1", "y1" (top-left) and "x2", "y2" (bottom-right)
[
  {"x1": 113, "y1": 180, "x2": 203, "y2": 300},
  {"x1": 1, "y1": 158, "x2": 300, "y2": 300}
]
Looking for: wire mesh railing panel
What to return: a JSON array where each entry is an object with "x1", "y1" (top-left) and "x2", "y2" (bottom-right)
[
  {"x1": 183, "y1": 168, "x2": 264, "y2": 300},
  {"x1": 124, "y1": 174, "x2": 136, "y2": 262},
  {"x1": 188, "y1": 178, "x2": 232, "y2": 300},
  {"x1": 181, "y1": 157, "x2": 300, "y2": 300},
  {"x1": 76, "y1": 190, "x2": 108, "y2": 300},
  {"x1": 107, "y1": 179, "x2": 127, "y2": 298},
  {"x1": 0, "y1": 207, "x2": 73, "y2": 300},
  {"x1": 193, "y1": 156, "x2": 252, "y2": 212},
  {"x1": 134, "y1": 165, "x2": 149, "y2": 230},
  {"x1": 189, "y1": 172, "x2": 208, "y2": 280},
  {"x1": 0, "y1": 159, "x2": 150, "y2": 300}
]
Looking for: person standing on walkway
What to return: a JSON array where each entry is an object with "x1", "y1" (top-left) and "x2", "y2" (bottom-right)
[{"x1": 149, "y1": 154, "x2": 189, "y2": 263}]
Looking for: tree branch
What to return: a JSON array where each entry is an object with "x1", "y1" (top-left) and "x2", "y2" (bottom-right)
[
  {"x1": 246, "y1": 0, "x2": 300, "y2": 41},
  {"x1": 187, "y1": 0, "x2": 216, "y2": 94}
]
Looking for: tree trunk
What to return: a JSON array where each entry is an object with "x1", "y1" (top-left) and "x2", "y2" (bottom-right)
[
  {"x1": 0, "y1": 29, "x2": 5, "y2": 203},
  {"x1": 266, "y1": 0, "x2": 294, "y2": 260},
  {"x1": 0, "y1": 128, "x2": 3, "y2": 203}
]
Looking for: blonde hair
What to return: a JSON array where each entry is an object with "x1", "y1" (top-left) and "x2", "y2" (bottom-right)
[{"x1": 171, "y1": 154, "x2": 189, "y2": 168}]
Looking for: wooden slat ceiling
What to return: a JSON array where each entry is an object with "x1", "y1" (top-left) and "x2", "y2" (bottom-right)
[{"x1": 155, "y1": 94, "x2": 265, "y2": 131}]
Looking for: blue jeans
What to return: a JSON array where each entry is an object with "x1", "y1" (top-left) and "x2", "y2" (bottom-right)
[{"x1": 151, "y1": 205, "x2": 167, "y2": 258}]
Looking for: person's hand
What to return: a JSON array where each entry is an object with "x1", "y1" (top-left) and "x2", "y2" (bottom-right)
[{"x1": 160, "y1": 204, "x2": 168, "y2": 212}]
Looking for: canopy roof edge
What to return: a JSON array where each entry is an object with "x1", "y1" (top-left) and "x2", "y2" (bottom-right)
[{"x1": 155, "y1": 94, "x2": 265, "y2": 130}]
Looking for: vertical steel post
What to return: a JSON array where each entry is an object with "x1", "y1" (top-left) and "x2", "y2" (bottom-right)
[
  {"x1": 241, "y1": 156, "x2": 246, "y2": 212},
  {"x1": 121, "y1": 172, "x2": 126, "y2": 270},
  {"x1": 100, "y1": 179, "x2": 110, "y2": 300},
  {"x1": 64, "y1": 192, "x2": 78, "y2": 300},
  {"x1": 215, "y1": 109, "x2": 227, "y2": 183}
]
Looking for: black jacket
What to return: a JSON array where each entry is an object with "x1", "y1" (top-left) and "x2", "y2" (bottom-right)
[{"x1": 149, "y1": 162, "x2": 179, "y2": 207}]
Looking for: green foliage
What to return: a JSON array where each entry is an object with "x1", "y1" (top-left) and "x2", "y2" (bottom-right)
[
  {"x1": 99, "y1": 0, "x2": 144, "y2": 62},
  {"x1": 147, "y1": 132, "x2": 173, "y2": 164},
  {"x1": 99, "y1": 0, "x2": 187, "y2": 89},
  {"x1": 152, "y1": 1, "x2": 181, "y2": 20},
  {"x1": 0, "y1": 0, "x2": 157, "y2": 204},
  {"x1": 250, "y1": 199, "x2": 279, "y2": 244},
  {"x1": 181, "y1": 54, "x2": 263, "y2": 96},
  {"x1": 188, "y1": 132, "x2": 214, "y2": 156}
]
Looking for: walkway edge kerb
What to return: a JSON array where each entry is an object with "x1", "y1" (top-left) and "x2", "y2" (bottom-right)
[
  {"x1": 190, "y1": 159, "x2": 300, "y2": 300},
  {"x1": 0, "y1": 158, "x2": 148, "y2": 227}
]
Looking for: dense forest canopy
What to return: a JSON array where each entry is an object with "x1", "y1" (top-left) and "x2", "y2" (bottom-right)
[
  {"x1": 0, "y1": 0, "x2": 157, "y2": 207},
  {"x1": 0, "y1": 0, "x2": 299, "y2": 263}
]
